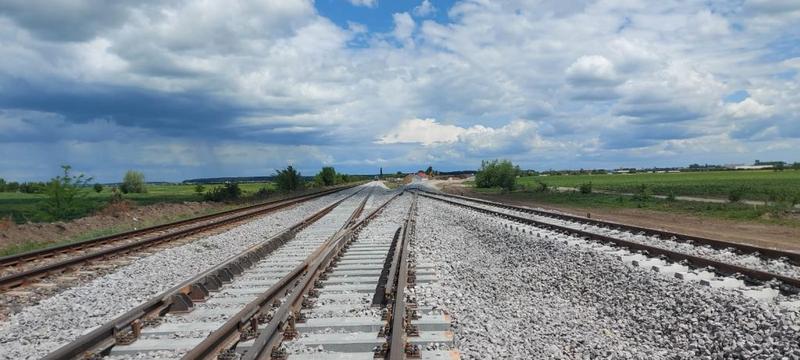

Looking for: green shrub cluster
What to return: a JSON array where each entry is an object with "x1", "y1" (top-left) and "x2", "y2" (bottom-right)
[
  {"x1": 120, "y1": 170, "x2": 147, "y2": 194},
  {"x1": 475, "y1": 159, "x2": 517, "y2": 191},
  {"x1": 203, "y1": 182, "x2": 242, "y2": 202},
  {"x1": 275, "y1": 166, "x2": 304, "y2": 191}
]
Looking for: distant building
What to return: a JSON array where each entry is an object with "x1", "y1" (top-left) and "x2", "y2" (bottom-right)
[{"x1": 734, "y1": 165, "x2": 773, "y2": 170}]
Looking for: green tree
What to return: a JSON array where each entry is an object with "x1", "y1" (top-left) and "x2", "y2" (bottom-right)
[
  {"x1": 194, "y1": 184, "x2": 205, "y2": 195},
  {"x1": 425, "y1": 166, "x2": 433, "y2": 176},
  {"x1": 39, "y1": 165, "x2": 93, "y2": 221},
  {"x1": 6, "y1": 181, "x2": 19, "y2": 192},
  {"x1": 120, "y1": 170, "x2": 147, "y2": 194},
  {"x1": 93, "y1": 183, "x2": 104, "y2": 193},
  {"x1": 204, "y1": 182, "x2": 241, "y2": 202},
  {"x1": 316, "y1": 167, "x2": 337, "y2": 186},
  {"x1": 475, "y1": 159, "x2": 517, "y2": 191},
  {"x1": 275, "y1": 165, "x2": 304, "y2": 191},
  {"x1": 0, "y1": 178, "x2": 5, "y2": 192}
]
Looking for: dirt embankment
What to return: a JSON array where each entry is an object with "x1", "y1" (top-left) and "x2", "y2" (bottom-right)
[
  {"x1": 438, "y1": 184, "x2": 800, "y2": 253},
  {"x1": 0, "y1": 201, "x2": 226, "y2": 253}
]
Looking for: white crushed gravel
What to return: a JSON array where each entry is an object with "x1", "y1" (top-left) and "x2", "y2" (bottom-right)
[
  {"x1": 0, "y1": 187, "x2": 362, "y2": 360},
  {"x1": 412, "y1": 197, "x2": 800, "y2": 359},
  {"x1": 426, "y1": 193, "x2": 800, "y2": 280}
]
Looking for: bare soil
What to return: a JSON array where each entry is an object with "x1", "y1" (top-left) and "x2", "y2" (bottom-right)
[
  {"x1": 0, "y1": 201, "x2": 226, "y2": 254},
  {"x1": 440, "y1": 185, "x2": 800, "y2": 253}
]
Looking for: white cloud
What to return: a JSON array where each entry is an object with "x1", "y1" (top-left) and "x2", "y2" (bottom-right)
[
  {"x1": 1, "y1": 0, "x2": 799, "y2": 180},
  {"x1": 392, "y1": 12, "x2": 415, "y2": 44},
  {"x1": 566, "y1": 55, "x2": 620, "y2": 86},
  {"x1": 413, "y1": 0, "x2": 436, "y2": 17},
  {"x1": 726, "y1": 98, "x2": 773, "y2": 119},
  {"x1": 377, "y1": 118, "x2": 463, "y2": 146},
  {"x1": 348, "y1": 0, "x2": 377, "y2": 8},
  {"x1": 377, "y1": 118, "x2": 542, "y2": 156}
]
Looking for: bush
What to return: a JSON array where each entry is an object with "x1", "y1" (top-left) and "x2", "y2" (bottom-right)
[
  {"x1": 252, "y1": 186, "x2": 273, "y2": 200},
  {"x1": 578, "y1": 182, "x2": 592, "y2": 194},
  {"x1": 632, "y1": 184, "x2": 651, "y2": 202},
  {"x1": 93, "y1": 183, "x2": 104, "y2": 193},
  {"x1": 19, "y1": 182, "x2": 46, "y2": 194},
  {"x1": 5, "y1": 181, "x2": 19, "y2": 192},
  {"x1": 316, "y1": 167, "x2": 337, "y2": 186},
  {"x1": 194, "y1": 184, "x2": 205, "y2": 195},
  {"x1": 531, "y1": 180, "x2": 549, "y2": 192},
  {"x1": 204, "y1": 183, "x2": 242, "y2": 202},
  {"x1": 475, "y1": 159, "x2": 517, "y2": 191},
  {"x1": 666, "y1": 191, "x2": 676, "y2": 202},
  {"x1": 38, "y1": 165, "x2": 93, "y2": 221},
  {"x1": 275, "y1": 166, "x2": 304, "y2": 191},
  {"x1": 0, "y1": 178, "x2": 5, "y2": 192},
  {"x1": 728, "y1": 186, "x2": 747, "y2": 203},
  {"x1": 120, "y1": 170, "x2": 147, "y2": 194}
]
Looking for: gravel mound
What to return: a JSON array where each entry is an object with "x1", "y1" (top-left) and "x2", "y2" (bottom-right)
[
  {"x1": 0, "y1": 187, "x2": 361, "y2": 360},
  {"x1": 412, "y1": 197, "x2": 800, "y2": 359}
]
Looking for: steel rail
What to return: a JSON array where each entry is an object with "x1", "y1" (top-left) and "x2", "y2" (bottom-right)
[
  {"x1": 387, "y1": 193, "x2": 418, "y2": 360},
  {"x1": 180, "y1": 189, "x2": 376, "y2": 360},
  {"x1": 372, "y1": 227, "x2": 403, "y2": 306},
  {"x1": 419, "y1": 192, "x2": 800, "y2": 292},
  {"x1": 41, "y1": 189, "x2": 364, "y2": 360},
  {"x1": 0, "y1": 185, "x2": 361, "y2": 290},
  {"x1": 241, "y1": 191, "x2": 404, "y2": 360},
  {"x1": 0, "y1": 183, "x2": 361, "y2": 269},
  {"x1": 417, "y1": 189, "x2": 800, "y2": 264}
]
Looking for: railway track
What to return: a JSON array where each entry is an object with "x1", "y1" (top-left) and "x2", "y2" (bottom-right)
[
  {"x1": 36, "y1": 187, "x2": 455, "y2": 359},
  {"x1": 0, "y1": 184, "x2": 359, "y2": 292},
  {"x1": 415, "y1": 189, "x2": 800, "y2": 297}
]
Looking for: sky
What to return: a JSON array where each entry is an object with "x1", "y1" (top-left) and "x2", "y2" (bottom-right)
[{"x1": 0, "y1": 0, "x2": 799, "y2": 182}]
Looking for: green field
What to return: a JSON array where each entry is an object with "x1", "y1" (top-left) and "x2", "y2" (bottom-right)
[
  {"x1": 519, "y1": 170, "x2": 800, "y2": 202},
  {"x1": 0, "y1": 182, "x2": 275, "y2": 223},
  {"x1": 471, "y1": 186, "x2": 800, "y2": 227}
]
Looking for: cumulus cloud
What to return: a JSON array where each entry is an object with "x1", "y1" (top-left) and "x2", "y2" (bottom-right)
[
  {"x1": 392, "y1": 12, "x2": 415, "y2": 44},
  {"x1": 377, "y1": 118, "x2": 465, "y2": 146},
  {"x1": 413, "y1": 0, "x2": 436, "y2": 17},
  {"x1": 377, "y1": 118, "x2": 541, "y2": 156},
  {"x1": 566, "y1": 55, "x2": 620, "y2": 86},
  {"x1": 348, "y1": 0, "x2": 377, "y2": 8},
  {"x1": 726, "y1": 98, "x2": 773, "y2": 119},
  {"x1": 1, "y1": 0, "x2": 799, "y2": 180}
]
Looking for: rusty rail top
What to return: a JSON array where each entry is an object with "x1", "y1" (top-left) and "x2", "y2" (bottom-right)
[
  {"x1": 42, "y1": 188, "x2": 367, "y2": 360},
  {"x1": 417, "y1": 189, "x2": 800, "y2": 264},
  {"x1": 419, "y1": 191, "x2": 800, "y2": 292}
]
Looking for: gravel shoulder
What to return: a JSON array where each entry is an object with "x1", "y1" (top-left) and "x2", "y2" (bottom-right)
[{"x1": 413, "y1": 197, "x2": 800, "y2": 359}]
